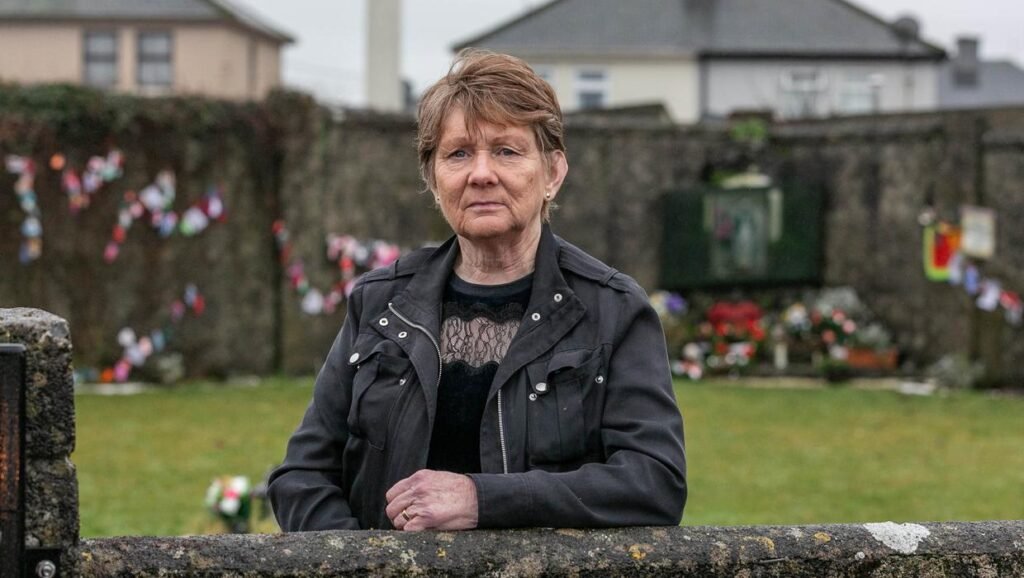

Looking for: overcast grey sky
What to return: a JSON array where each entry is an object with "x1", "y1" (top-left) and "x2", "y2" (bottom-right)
[{"x1": 233, "y1": 0, "x2": 1024, "y2": 106}]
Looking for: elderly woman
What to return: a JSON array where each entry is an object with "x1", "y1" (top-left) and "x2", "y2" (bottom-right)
[{"x1": 268, "y1": 50, "x2": 686, "y2": 531}]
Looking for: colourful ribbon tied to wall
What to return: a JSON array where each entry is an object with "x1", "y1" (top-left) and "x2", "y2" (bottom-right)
[{"x1": 923, "y1": 224, "x2": 960, "y2": 282}]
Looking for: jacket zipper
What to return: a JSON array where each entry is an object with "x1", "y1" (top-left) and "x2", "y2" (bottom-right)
[
  {"x1": 388, "y1": 302, "x2": 509, "y2": 475},
  {"x1": 497, "y1": 390, "x2": 509, "y2": 474},
  {"x1": 387, "y1": 303, "x2": 441, "y2": 387}
]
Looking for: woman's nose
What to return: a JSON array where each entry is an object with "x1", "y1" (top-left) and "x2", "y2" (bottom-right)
[{"x1": 467, "y1": 153, "x2": 498, "y2": 186}]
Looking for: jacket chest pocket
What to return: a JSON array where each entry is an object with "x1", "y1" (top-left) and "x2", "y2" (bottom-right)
[
  {"x1": 348, "y1": 337, "x2": 414, "y2": 451},
  {"x1": 525, "y1": 348, "x2": 603, "y2": 465}
]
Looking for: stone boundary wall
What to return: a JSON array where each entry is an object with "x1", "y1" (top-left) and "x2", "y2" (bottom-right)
[
  {"x1": 287, "y1": 107, "x2": 1024, "y2": 379},
  {"x1": 0, "y1": 308, "x2": 79, "y2": 575},
  {"x1": 767, "y1": 108, "x2": 1024, "y2": 380},
  {"x1": 2, "y1": 84, "x2": 1023, "y2": 379},
  {"x1": 78, "y1": 521, "x2": 1024, "y2": 577}
]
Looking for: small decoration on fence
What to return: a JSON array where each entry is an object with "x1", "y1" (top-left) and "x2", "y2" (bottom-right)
[
  {"x1": 5, "y1": 154, "x2": 43, "y2": 263},
  {"x1": 205, "y1": 475, "x2": 253, "y2": 533},
  {"x1": 923, "y1": 224, "x2": 958, "y2": 282},
  {"x1": 921, "y1": 213, "x2": 1021, "y2": 326},
  {"x1": 272, "y1": 220, "x2": 402, "y2": 316},
  {"x1": 100, "y1": 284, "x2": 206, "y2": 383},
  {"x1": 959, "y1": 205, "x2": 996, "y2": 259},
  {"x1": 104, "y1": 171, "x2": 227, "y2": 263},
  {"x1": 57, "y1": 149, "x2": 123, "y2": 214}
]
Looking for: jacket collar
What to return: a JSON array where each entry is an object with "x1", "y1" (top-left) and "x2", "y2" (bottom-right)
[
  {"x1": 387, "y1": 233, "x2": 459, "y2": 334},
  {"x1": 389, "y1": 223, "x2": 579, "y2": 337},
  {"x1": 389, "y1": 224, "x2": 586, "y2": 399}
]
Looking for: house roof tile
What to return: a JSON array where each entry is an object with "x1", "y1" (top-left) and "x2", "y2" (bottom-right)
[
  {"x1": 455, "y1": 0, "x2": 944, "y2": 60},
  {"x1": 0, "y1": 0, "x2": 293, "y2": 43},
  {"x1": 939, "y1": 60, "x2": 1024, "y2": 108}
]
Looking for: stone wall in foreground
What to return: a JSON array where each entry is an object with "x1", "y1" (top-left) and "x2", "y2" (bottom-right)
[
  {"x1": 4, "y1": 309, "x2": 1024, "y2": 577},
  {"x1": 78, "y1": 521, "x2": 1024, "y2": 577}
]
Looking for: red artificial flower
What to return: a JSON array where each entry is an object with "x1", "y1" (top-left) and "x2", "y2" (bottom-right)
[{"x1": 192, "y1": 295, "x2": 206, "y2": 316}]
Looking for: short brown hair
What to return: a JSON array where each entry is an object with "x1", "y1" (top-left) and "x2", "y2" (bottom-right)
[{"x1": 417, "y1": 49, "x2": 565, "y2": 215}]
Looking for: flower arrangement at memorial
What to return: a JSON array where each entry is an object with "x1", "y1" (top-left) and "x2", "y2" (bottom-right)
[
  {"x1": 783, "y1": 303, "x2": 858, "y2": 355},
  {"x1": 653, "y1": 293, "x2": 768, "y2": 378},
  {"x1": 702, "y1": 300, "x2": 767, "y2": 373},
  {"x1": 205, "y1": 475, "x2": 253, "y2": 533},
  {"x1": 657, "y1": 287, "x2": 903, "y2": 380}
]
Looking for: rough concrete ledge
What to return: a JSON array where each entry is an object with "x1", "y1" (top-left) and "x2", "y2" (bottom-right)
[{"x1": 79, "y1": 520, "x2": 1024, "y2": 577}]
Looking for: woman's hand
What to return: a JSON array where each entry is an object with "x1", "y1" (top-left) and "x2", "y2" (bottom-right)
[{"x1": 385, "y1": 470, "x2": 479, "y2": 531}]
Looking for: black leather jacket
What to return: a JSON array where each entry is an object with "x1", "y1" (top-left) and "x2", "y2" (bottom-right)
[{"x1": 268, "y1": 226, "x2": 687, "y2": 530}]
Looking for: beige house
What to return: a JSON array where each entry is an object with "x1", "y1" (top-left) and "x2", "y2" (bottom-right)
[{"x1": 0, "y1": 0, "x2": 293, "y2": 100}]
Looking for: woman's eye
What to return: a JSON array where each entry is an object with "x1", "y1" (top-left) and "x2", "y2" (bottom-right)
[
  {"x1": 448, "y1": 149, "x2": 468, "y2": 159},
  {"x1": 497, "y1": 147, "x2": 519, "y2": 157}
]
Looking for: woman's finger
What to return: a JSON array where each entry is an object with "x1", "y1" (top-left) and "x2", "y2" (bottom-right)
[
  {"x1": 385, "y1": 475, "x2": 415, "y2": 503},
  {"x1": 384, "y1": 489, "x2": 417, "y2": 522},
  {"x1": 401, "y1": 511, "x2": 429, "y2": 531}
]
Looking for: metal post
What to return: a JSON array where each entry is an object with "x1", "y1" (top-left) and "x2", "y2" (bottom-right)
[{"x1": 0, "y1": 343, "x2": 26, "y2": 578}]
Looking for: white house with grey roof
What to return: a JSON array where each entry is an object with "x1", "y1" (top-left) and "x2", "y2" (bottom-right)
[
  {"x1": 0, "y1": 0, "x2": 293, "y2": 100},
  {"x1": 455, "y1": 0, "x2": 947, "y2": 123}
]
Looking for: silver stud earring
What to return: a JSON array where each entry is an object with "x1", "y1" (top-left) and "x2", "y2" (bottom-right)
[{"x1": 544, "y1": 193, "x2": 551, "y2": 200}]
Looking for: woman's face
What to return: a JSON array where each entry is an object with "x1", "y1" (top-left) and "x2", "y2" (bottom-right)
[{"x1": 433, "y1": 107, "x2": 567, "y2": 245}]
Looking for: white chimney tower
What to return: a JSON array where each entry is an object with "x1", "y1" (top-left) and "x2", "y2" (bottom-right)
[{"x1": 366, "y1": 0, "x2": 403, "y2": 112}]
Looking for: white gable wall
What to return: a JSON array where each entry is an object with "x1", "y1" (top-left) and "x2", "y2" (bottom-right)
[
  {"x1": 525, "y1": 56, "x2": 701, "y2": 123},
  {"x1": 704, "y1": 59, "x2": 940, "y2": 119}
]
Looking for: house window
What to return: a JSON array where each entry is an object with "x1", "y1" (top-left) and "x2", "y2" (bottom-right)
[
  {"x1": 137, "y1": 31, "x2": 173, "y2": 87},
  {"x1": 839, "y1": 72, "x2": 883, "y2": 114},
  {"x1": 83, "y1": 31, "x2": 118, "y2": 88},
  {"x1": 533, "y1": 65, "x2": 554, "y2": 84},
  {"x1": 779, "y1": 69, "x2": 827, "y2": 119},
  {"x1": 576, "y1": 69, "x2": 607, "y2": 110}
]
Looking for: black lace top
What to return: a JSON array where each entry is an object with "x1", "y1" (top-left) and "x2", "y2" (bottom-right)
[{"x1": 425, "y1": 272, "x2": 533, "y2": 474}]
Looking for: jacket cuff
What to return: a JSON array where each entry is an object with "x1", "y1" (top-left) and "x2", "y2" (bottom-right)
[{"x1": 468, "y1": 473, "x2": 533, "y2": 528}]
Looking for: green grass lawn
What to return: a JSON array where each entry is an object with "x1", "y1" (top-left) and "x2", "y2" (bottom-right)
[{"x1": 73, "y1": 378, "x2": 1024, "y2": 537}]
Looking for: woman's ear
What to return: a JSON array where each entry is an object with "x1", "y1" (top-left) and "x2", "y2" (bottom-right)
[{"x1": 544, "y1": 150, "x2": 568, "y2": 201}]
